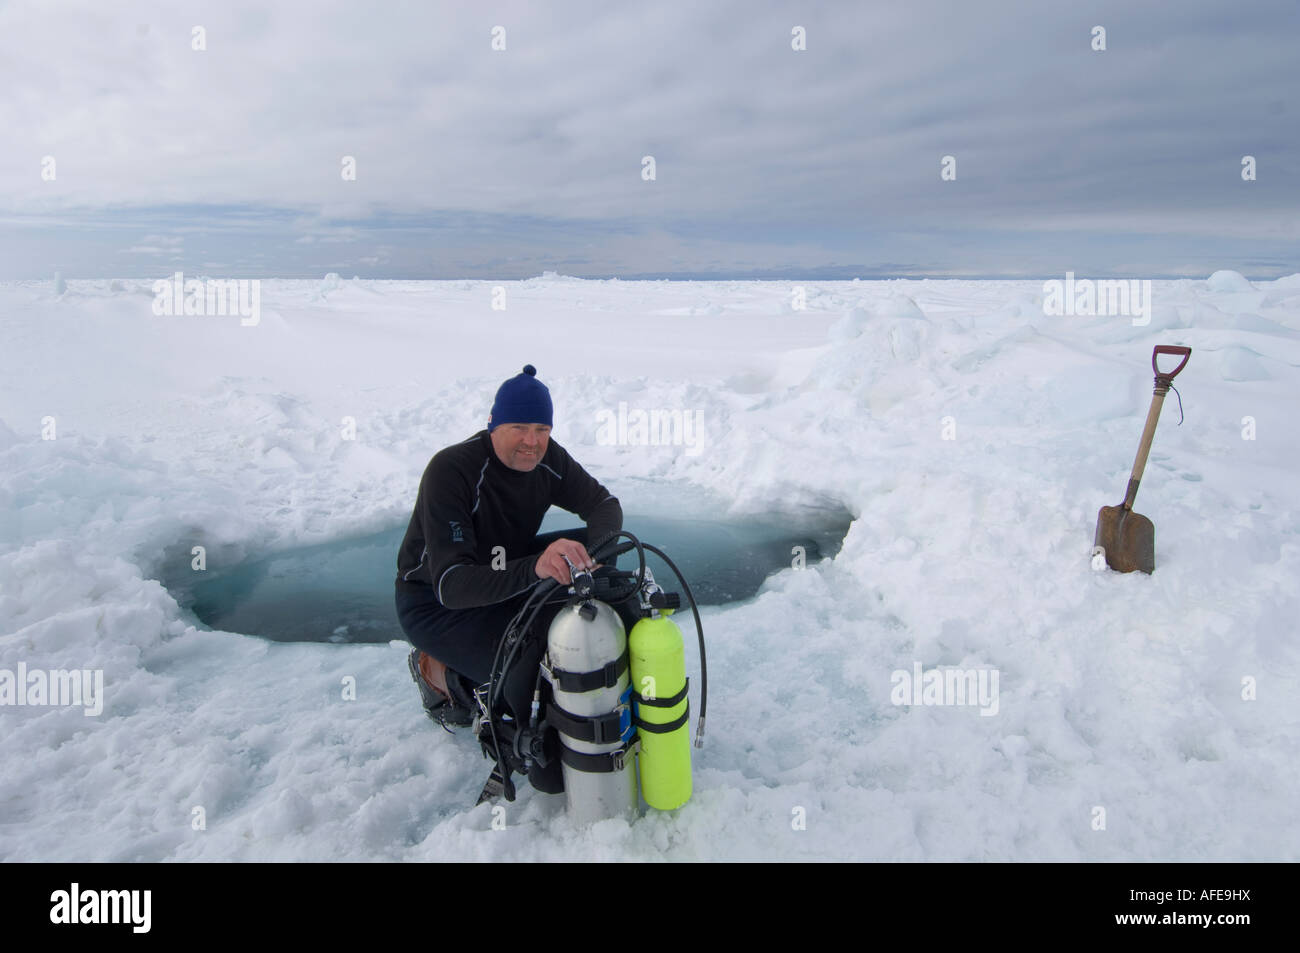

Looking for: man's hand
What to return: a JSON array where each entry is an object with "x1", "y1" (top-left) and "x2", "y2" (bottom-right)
[{"x1": 534, "y1": 538, "x2": 598, "y2": 584}]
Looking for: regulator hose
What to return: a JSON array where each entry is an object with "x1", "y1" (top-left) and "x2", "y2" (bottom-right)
[
  {"x1": 591, "y1": 532, "x2": 708, "y2": 748},
  {"x1": 637, "y1": 541, "x2": 707, "y2": 748}
]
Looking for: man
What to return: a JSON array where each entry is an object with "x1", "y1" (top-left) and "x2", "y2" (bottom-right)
[{"x1": 394, "y1": 364, "x2": 640, "y2": 794}]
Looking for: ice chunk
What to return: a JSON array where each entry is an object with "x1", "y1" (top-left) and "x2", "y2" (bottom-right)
[{"x1": 1206, "y1": 270, "x2": 1254, "y2": 294}]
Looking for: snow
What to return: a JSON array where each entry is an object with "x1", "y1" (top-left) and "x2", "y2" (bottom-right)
[
  {"x1": 1, "y1": 273, "x2": 1298, "y2": 860},
  {"x1": 1205, "y1": 269, "x2": 1256, "y2": 295}
]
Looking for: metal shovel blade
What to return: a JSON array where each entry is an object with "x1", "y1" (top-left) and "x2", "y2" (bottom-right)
[{"x1": 1094, "y1": 504, "x2": 1154, "y2": 574}]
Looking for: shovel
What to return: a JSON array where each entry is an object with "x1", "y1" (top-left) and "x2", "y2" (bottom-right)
[{"x1": 1094, "y1": 345, "x2": 1191, "y2": 574}]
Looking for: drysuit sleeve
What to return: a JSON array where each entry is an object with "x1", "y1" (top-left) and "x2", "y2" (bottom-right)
[
  {"x1": 417, "y1": 458, "x2": 543, "y2": 610},
  {"x1": 550, "y1": 444, "x2": 623, "y2": 555}
]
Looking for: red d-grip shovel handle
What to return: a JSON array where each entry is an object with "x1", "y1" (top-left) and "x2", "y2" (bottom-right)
[{"x1": 1152, "y1": 345, "x2": 1191, "y2": 379}]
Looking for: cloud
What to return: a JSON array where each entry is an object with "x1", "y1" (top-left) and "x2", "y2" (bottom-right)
[
  {"x1": 0, "y1": 0, "x2": 1295, "y2": 278},
  {"x1": 124, "y1": 234, "x2": 184, "y2": 254}
]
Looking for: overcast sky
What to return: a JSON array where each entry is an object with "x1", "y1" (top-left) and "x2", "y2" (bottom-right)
[{"x1": 1, "y1": 0, "x2": 1297, "y2": 280}]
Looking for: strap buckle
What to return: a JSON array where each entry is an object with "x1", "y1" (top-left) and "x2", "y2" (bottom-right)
[
  {"x1": 612, "y1": 738, "x2": 642, "y2": 772},
  {"x1": 597, "y1": 701, "x2": 630, "y2": 745}
]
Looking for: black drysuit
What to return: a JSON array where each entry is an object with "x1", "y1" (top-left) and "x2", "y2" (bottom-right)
[{"x1": 393, "y1": 430, "x2": 641, "y2": 739}]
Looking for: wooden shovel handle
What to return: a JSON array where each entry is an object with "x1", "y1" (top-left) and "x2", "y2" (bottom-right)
[
  {"x1": 1152, "y1": 345, "x2": 1191, "y2": 380},
  {"x1": 1123, "y1": 345, "x2": 1191, "y2": 509}
]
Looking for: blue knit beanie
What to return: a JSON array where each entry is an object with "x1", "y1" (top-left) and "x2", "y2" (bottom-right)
[{"x1": 488, "y1": 365, "x2": 553, "y2": 432}]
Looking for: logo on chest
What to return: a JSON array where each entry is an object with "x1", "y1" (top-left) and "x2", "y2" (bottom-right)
[{"x1": 449, "y1": 520, "x2": 464, "y2": 543}]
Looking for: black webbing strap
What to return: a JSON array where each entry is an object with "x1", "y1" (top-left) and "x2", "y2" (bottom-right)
[
  {"x1": 634, "y1": 702, "x2": 690, "y2": 735},
  {"x1": 631, "y1": 678, "x2": 689, "y2": 709},
  {"x1": 547, "y1": 702, "x2": 627, "y2": 745},
  {"x1": 559, "y1": 739, "x2": 638, "y2": 774},
  {"x1": 550, "y1": 647, "x2": 630, "y2": 694}
]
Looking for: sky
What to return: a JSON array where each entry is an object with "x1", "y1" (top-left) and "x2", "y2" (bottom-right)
[{"x1": 1, "y1": 0, "x2": 1297, "y2": 280}]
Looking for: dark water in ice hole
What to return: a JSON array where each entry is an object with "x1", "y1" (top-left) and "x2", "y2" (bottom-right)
[{"x1": 164, "y1": 510, "x2": 852, "y2": 644}]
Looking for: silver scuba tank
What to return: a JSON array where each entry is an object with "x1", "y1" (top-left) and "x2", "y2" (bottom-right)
[{"x1": 545, "y1": 599, "x2": 640, "y2": 824}]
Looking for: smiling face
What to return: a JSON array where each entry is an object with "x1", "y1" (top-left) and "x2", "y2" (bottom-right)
[{"x1": 489, "y1": 421, "x2": 551, "y2": 471}]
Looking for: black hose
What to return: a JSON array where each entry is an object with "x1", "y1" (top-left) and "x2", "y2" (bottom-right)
[
  {"x1": 592, "y1": 532, "x2": 706, "y2": 746},
  {"x1": 638, "y1": 542, "x2": 707, "y2": 748},
  {"x1": 483, "y1": 575, "x2": 558, "y2": 796},
  {"x1": 489, "y1": 578, "x2": 558, "y2": 710},
  {"x1": 590, "y1": 533, "x2": 647, "y2": 596}
]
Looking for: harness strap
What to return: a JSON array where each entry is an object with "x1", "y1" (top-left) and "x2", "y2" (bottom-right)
[
  {"x1": 559, "y1": 738, "x2": 640, "y2": 774},
  {"x1": 631, "y1": 678, "x2": 689, "y2": 709},
  {"x1": 547, "y1": 646, "x2": 630, "y2": 693},
  {"x1": 634, "y1": 702, "x2": 690, "y2": 735},
  {"x1": 547, "y1": 702, "x2": 629, "y2": 745}
]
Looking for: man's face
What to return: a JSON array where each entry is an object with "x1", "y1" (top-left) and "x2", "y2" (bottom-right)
[{"x1": 490, "y1": 422, "x2": 551, "y2": 471}]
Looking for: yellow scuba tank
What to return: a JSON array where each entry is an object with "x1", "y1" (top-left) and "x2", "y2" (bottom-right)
[{"x1": 629, "y1": 610, "x2": 692, "y2": 810}]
